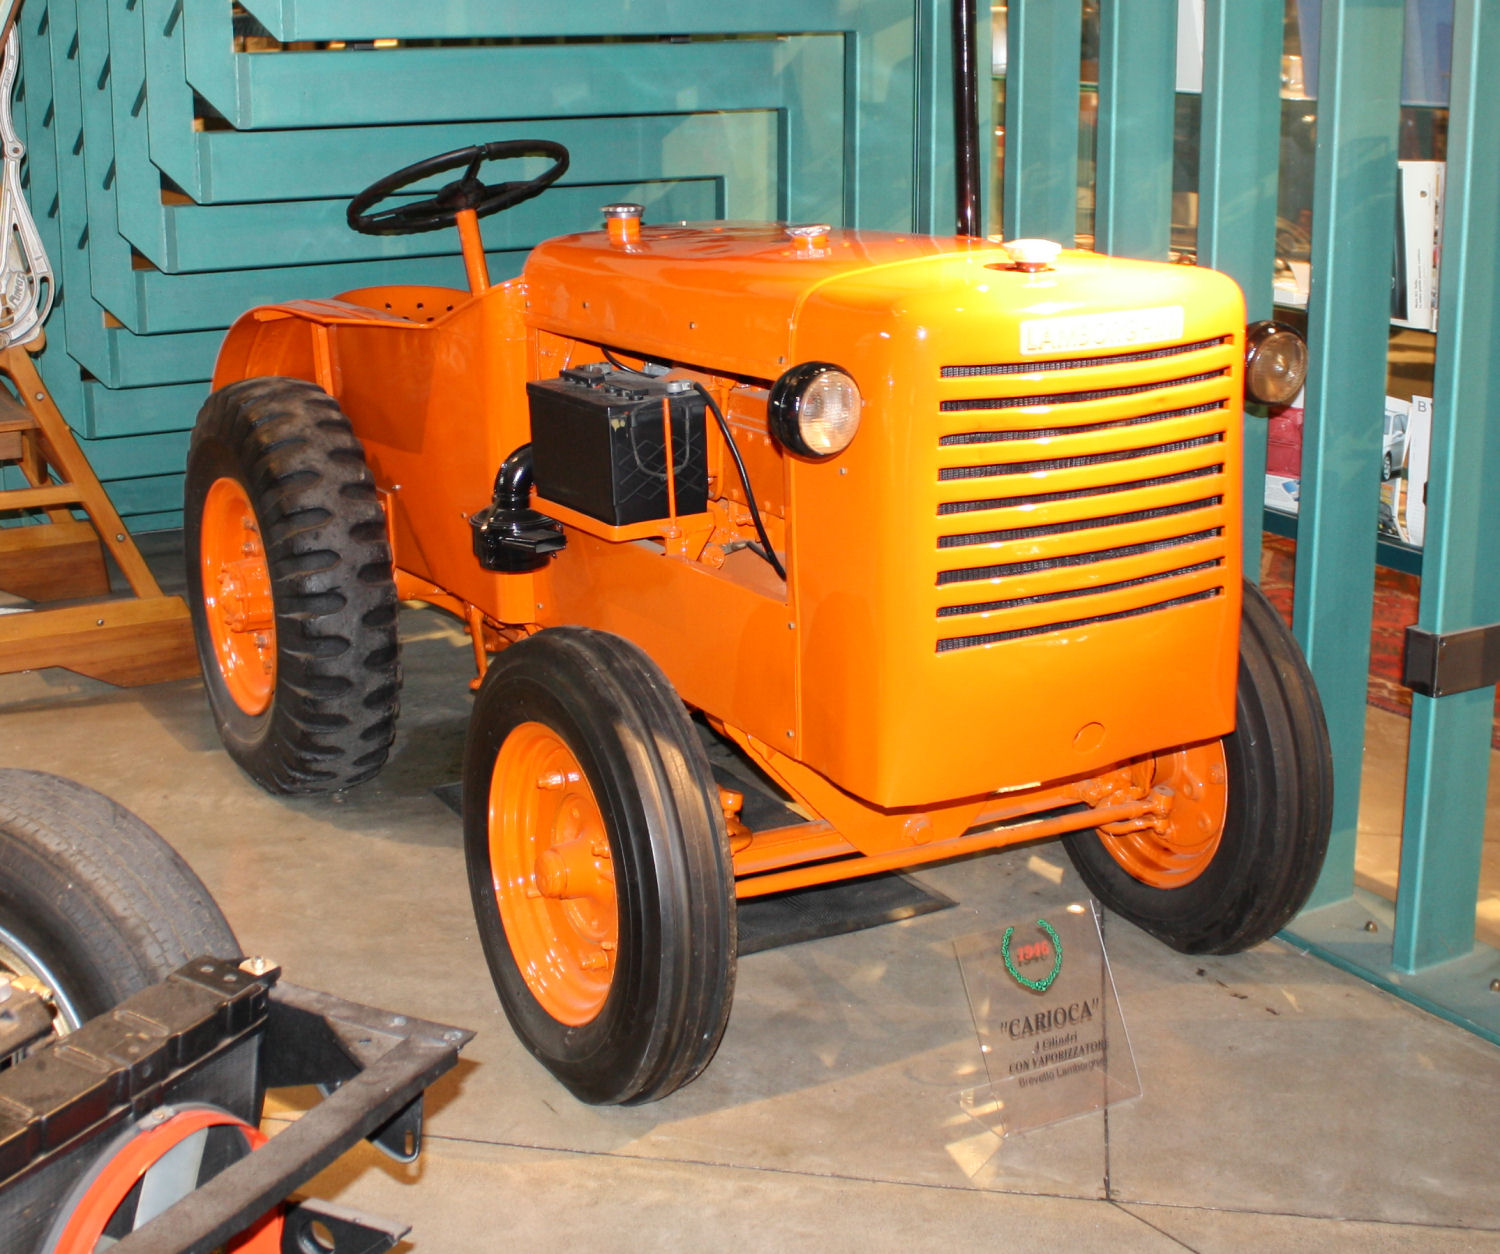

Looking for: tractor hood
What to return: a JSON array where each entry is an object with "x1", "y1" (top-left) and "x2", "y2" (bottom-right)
[
  {"x1": 522, "y1": 223, "x2": 1241, "y2": 387},
  {"x1": 522, "y1": 222, "x2": 1012, "y2": 379}
]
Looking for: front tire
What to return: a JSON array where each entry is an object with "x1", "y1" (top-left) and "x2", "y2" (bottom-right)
[
  {"x1": 185, "y1": 377, "x2": 400, "y2": 794},
  {"x1": 0, "y1": 769, "x2": 240, "y2": 1031},
  {"x1": 1062, "y1": 581, "x2": 1333, "y2": 954},
  {"x1": 463, "y1": 628, "x2": 736, "y2": 1104}
]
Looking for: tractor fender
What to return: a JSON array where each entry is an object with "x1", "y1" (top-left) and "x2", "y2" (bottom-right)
[{"x1": 212, "y1": 299, "x2": 416, "y2": 394}]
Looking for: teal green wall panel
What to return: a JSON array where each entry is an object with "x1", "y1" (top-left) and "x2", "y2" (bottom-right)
[
  {"x1": 22, "y1": 0, "x2": 220, "y2": 396},
  {"x1": 1393, "y1": 0, "x2": 1500, "y2": 971},
  {"x1": 187, "y1": 1, "x2": 956, "y2": 232},
  {"x1": 1293, "y1": 0, "x2": 1405, "y2": 910},
  {"x1": 154, "y1": 181, "x2": 725, "y2": 273},
  {"x1": 16, "y1": 0, "x2": 968, "y2": 524},
  {"x1": 234, "y1": 1, "x2": 854, "y2": 41},
  {"x1": 1095, "y1": 0, "x2": 1176, "y2": 260},
  {"x1": 1198, "y1": 0, "x2": 1283, "y2": 573},
  {"x1": 186, "y1": 115, "x2": 781, "y2": 210},
  {"x1": 1002, "y1": 0, "x2": 1082, "y2": 241}
]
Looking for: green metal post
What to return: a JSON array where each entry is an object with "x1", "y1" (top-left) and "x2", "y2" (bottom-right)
[
  {"x1": 1003, "y1": 0, "x2": 1083, "y2": 241},
  {"x1": 1197, "y1": 0, "x2": 1283, "y2": 574},
  {"x1": 1393, "y1": 0, "x2": 1500, "y2": 972},
  {"x1": 1095, "y1": 0, "x2": 1175, "y2": 260},
  {"x1": 1292, "y1": 0, "x2": 1404, "y2": 910}
]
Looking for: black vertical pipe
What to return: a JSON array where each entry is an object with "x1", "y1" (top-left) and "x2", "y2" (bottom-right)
[{"x1": 952, "y1": 0, "x2": 982, "y2": 236}]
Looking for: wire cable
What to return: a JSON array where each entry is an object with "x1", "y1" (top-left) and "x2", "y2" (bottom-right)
[
  {"x1": 600, "y1": 347, "x2": 787, "y2": 582},
  {"x1": 692, "y1": 384, "x2": 786, "y2": 582}
]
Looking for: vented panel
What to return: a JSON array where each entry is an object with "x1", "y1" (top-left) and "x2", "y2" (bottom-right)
[{"x1": 933, "y1": 337, "x2": 1235, "y2": 651}]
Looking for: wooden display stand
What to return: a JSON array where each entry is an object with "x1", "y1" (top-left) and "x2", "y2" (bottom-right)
[{"x1": 0, "y1": 344, "x2": 196, "y2": 686}]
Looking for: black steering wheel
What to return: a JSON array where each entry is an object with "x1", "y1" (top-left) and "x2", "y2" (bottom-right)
[{"x1": 346, "y1": 140, "x2": 570, "y2": 236}]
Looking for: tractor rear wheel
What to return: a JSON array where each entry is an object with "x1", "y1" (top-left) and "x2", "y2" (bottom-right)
[
  {"x1": 0, "y1": 769, "x2": 240, "y2": 1033},
  {"x1": 185, "y1": 377, "x2": 400, "y2": 794},
  {"x1": 1061, "y1": 581, "x2": 1332, "y2": 954},
  {"x1": 463, "y1": 627, "x2": 736, "y2": 1104}
]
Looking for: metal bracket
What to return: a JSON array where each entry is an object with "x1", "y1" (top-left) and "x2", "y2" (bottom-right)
[
  {"x1": 1403, "y1": 621, "x2": 1500, "y2": 697},
  {"x1": 281, "y1": 1198, "x2": 409, "y2": 1254},
  {"x1": 0, "y1": 978, "x2": 54, "y2": 1062}
]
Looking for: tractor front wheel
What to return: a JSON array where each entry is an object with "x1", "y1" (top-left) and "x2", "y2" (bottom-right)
[
  {"x1": 463, "y1": 628, "x2": 735, "y2": 1104},
  {"x1": 185, "y1": 377, "x2": 400, "y2": 794},
  {"x1": 1062, "y1": 581, "x2": 1333, "y2": 953}
]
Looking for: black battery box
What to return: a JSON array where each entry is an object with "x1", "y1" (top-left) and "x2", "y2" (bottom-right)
[{"x1": 527, "y1": 364, "x2": 709, "y2": 527}]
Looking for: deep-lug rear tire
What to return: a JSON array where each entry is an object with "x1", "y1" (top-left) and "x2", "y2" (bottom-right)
[
  {"x1": 1062, "y1": 580, "x2": 1333, "y2": 954},
  {"x1": 463, "y1": 627, "x2": 736, "y2": 1104},
  {"x1": 185, "y1": 377, "x2": 400, "y2": 794},
  {"x1": 0, "y1": 769, "x2": 240, "y2": 1031}
]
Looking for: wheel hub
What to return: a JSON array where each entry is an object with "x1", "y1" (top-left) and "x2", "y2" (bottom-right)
[
  {"x1": 1081, "y1": 742, "x2": 1229, "y2": 887},
  {"x1": 489, "y1": 723, "x2": 618, "y2": 1025},
  {"x1": 199, "y1": 477, "x2": 276, "y2": 715}
]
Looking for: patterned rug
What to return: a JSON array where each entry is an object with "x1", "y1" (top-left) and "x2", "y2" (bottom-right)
[{"x1": 1258, "y1": 534, "x2": 1500, "y2": 748}]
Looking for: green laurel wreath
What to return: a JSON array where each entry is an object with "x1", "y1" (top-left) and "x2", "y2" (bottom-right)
[{"x1": 1001, "y1": 918, "x2": 1063, "y2": 991}]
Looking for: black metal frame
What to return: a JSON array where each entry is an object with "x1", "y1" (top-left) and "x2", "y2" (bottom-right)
[
  {"x1": 1404, "y1": 620, "x2": 1500, "y2": 698},
  {"x1": 0, "y1": 958, "x2": 472, "y2": 1254}
]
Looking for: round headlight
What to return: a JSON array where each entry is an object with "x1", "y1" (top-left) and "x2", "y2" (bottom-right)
[
  {"x1": 1244, "y1": 320, "x2": 1308, "y2": 406},
  {"x1": 768, "y1": 362, "x2": 862, "y2": 459}
]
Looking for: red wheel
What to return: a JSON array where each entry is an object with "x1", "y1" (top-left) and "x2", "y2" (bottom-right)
[
  {"x1": 1062, "y1": 581, "x2": 1332, "y2": 954},
  {"x1": 488, "y1": 722, "x2": 619, "y2": 1026},
  {"x1": 198, "y1": 476, "x2": 276, "y2": 716},
  {"x1": 1095, "y1": 742, "x2": 1228, "y2": 888},
  {"x1": 47, "y1": 1106, "x2": 282, "y2": 1253}
]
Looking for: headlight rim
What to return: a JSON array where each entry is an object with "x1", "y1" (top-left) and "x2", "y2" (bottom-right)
[
  {"x1": 767, "y1": 361, "x2": 862, "y2": 460},
  {"x1": 1244, "y1": 319, "x2": 1309, "y2": 407}
]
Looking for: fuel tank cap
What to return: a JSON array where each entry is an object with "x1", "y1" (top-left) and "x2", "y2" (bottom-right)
[
  {"x1": 602, "y1": 202, "x2": 644, "y2": 246},
  {"x1": 1000, "y1": 238, "x2": 1063, "y2": 272},
  {"x1": 785, "y1": 223, "x2": 832, "y2": 251}
]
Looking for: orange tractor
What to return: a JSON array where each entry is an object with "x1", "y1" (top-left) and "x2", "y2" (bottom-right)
[{"x1": 184, "y1": 141, "x2": 1331, "y2": 1104}]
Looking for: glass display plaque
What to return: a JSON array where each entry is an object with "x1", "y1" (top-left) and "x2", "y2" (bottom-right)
[{"x1": 955, "y1": 900, "x2": 1140, "y2": 1138}]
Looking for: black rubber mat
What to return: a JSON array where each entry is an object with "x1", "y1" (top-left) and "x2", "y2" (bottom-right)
[
  {"x1": 736, "y1": 873, "x2": 955, "y2": 955},
  {"x1": 433, "y1": 781, "x2": 463, "y2": 815}
]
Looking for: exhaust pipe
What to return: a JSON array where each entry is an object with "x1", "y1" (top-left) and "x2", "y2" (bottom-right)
[{"x1": 952, "y1": 0, "x2": 982, "y2": 237}]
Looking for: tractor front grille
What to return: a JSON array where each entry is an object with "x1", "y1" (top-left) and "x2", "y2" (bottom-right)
[{"x1": 934, "y1": 337, "x2": 1235, "y2": 652}]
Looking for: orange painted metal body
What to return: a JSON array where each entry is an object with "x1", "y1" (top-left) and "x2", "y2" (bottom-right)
[{"x1": 213, "y1": 222, "x2": 1246, "y2": 895}]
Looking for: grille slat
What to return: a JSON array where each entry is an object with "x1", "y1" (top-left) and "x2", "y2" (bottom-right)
[
  {"x1": 937, "y1": 588, "x2": 1224, "y2": 653},
  {"x1": 939, "y1": 433, "x2": 1223, "y2": 482},
  {"x1": 937, "y1": 530, "x2": 1222, "y2": 587},
  {"x1": 940, "y1": 369, "x2": 1226, "y2": 414},
  {"x1": 938, "y1": 559, "x2": 1224, "y2": 618},
  {"x1": 939, "y1": 464, "x2": 1223, "y2": 516},
  {"x1": 938, "y1": 496, "x2": 1222, "y2": 549},
  {"x1": 939, "y1": 400, "x2": 1224, "y2": 447},
  {"x1": 941, "y1": 336, "x2": 1229, "y2": 378}
]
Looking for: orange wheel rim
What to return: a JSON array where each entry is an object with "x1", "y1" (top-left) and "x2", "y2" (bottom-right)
[
  {"x1": 1100, "y1": 741, "x2": 1228, "y2": 888},
  {"x1": 489, "y1": 723, "x2": 618, "y2": 1025},
  {"x1": 200, "y1": 477, "x2": 276, "y2": 715},
  {"x1": 51, "y1": 1107, "x2": 283, "y2": 1253}
]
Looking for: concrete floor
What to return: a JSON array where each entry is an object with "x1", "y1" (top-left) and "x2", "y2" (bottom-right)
[{"x1": 2, "y1": 562, "x2": 1499, "y2": 1251}]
